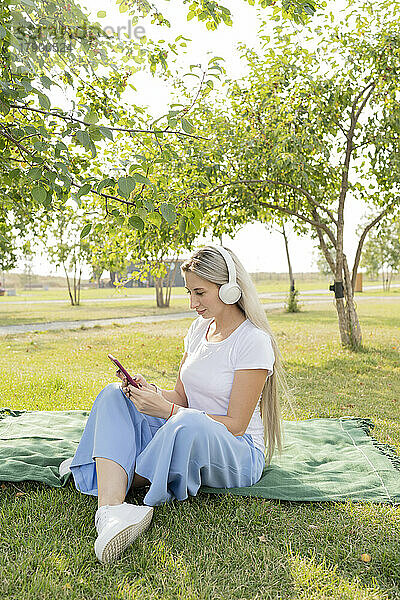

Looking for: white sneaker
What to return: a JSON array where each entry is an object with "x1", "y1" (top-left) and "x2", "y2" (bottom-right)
[
  {"x1": 59, "y1": 457, "x2": 73, "y2": 478},
  {"x1": 94, "y1": 502, "x2": 154, "y2": 564}
]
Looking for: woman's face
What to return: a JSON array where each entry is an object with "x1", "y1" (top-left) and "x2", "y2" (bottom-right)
[{"x1": 184, "y1": 271, "x2": 223, "y2": 319}]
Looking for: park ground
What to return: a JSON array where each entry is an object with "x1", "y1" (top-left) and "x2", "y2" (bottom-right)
[
  {"x1": 0, "y1": 287, "x2": 399, "y2": 600},
  {"x1": 0, "y1": 276, "x2": 399, "y2": 327}
]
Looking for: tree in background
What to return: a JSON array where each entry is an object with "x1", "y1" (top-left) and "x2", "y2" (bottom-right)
[
  {"x1": 280, "y1": 224, "x2": 301, "y2": 312},
  {"x1": 360, "y1": 217, "x2": 400, "y2": 291},
  {"x1": 43, "y1": 205, "x2": 93, "y2": 305},
  {"x1": 193, "y1": 0, "x2": 400, "y2": 350}
]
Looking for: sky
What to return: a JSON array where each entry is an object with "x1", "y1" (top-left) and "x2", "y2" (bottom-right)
[{"x1": 19, "y1": 0, "x2": 371, "y2": 277}]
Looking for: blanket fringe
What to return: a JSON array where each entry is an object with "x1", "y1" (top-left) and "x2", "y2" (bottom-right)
[{"x1": 341, "y1": 416, "x2": 400, "y2": 473}]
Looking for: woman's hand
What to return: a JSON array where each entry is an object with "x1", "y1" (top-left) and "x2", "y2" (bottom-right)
[
  {"x1": 116, "y1": 370, "x2": 151, "y2": 390},
  {"x1": 122, "y1": 383, "x2": 172, "y2": 419}
]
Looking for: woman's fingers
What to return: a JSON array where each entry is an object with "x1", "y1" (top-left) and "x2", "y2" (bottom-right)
[
  {"x1": 116, "y1": 370, "x2": 128, "y2": 387},
  {"x1": 132, "y1": 373, "x2": 149, "y2": 388}
]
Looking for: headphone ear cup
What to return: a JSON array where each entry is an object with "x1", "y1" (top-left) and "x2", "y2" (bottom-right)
[{"x1": 219, "y1": 283, "x2": 242, "y2": 304}]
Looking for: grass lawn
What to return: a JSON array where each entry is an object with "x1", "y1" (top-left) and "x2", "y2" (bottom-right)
[{"x1": 0, "y1": 301, "x2": 399, "y2": 599}]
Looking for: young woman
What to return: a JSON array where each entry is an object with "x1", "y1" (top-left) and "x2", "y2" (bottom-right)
[{"x1": 62, "y1": 245, "x2": 284, "y2": 564}]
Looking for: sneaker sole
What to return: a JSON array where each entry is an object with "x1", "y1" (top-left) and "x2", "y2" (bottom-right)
[
  {"x1": 59, "y1": 457, "x2": 73, "y2": 478},
  {"x1": 95, "y1": 508, "x2": 154, "y2": 564}
]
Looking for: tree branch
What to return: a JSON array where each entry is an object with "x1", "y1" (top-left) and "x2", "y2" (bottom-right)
[
  {"x1": 204, "y1": 178, "x2": 338, "y2": 225},
  {"x1": 352, "y1": 81, "x2": 376, "y2": 127},
  {"x1": 255, "y1": 199, "x2": 337, "y2": 247},
  {"x1": 312, "y1": 209, "x2": 336, "y2": 274},
  {"x1": 8, "y1": 104, "x2": 208, "y2": 140}
]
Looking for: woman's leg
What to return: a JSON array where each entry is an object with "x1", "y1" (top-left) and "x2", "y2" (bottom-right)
[
  {"x1": 96, "y1": 458, "x2": 128, "y2": 508},
  {"x1": 70, "y1": 382, "x2": 164, "y2": 499},
  {"x1": 95, "y1": 459, "x2": 151, "y2": 508},
  {"x1": 134, "y1": 408, "x2": 265, "y2": 506}
]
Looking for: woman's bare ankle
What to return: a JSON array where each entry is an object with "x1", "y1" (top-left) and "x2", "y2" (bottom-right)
[{"x1": 98, "y1": 497, "x2": 125, "y2": 509}]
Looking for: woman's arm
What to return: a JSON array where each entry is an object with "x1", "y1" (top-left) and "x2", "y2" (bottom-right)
[
  {"x1": 157, "y1": 352, "x2": 189, "y2": 408},
  {"x1": 207, "y1": 369, "x2": 270, "y2": 436}
]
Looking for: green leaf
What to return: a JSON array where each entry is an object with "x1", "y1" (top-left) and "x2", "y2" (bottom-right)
[
  {"x1": 85, "y1": 110, "x2": 99, "y2": 124},
  {"x1": 56, "y1": 141, "x2": 68, "y2": 153},
  {"x1": 128, "y1": 215, "x2": 145, "y2": 231},
  {"x1": 88, "y1": 125, "x2": 102, "y2": 141},
  {"x1": 303, "y1": 3, "x2": 315, "y2": 15},
  {"x1": 27, "y1": 167, "x2": 42, "y2": 180},
  {"x1": 32, "y1": 185, "x2": 47, "y2": 204},
  {"x1": 134, "y1": 173, "x2": 152, "y2": 186},
  {"x1": 160, "y1": 203, "x2": 176, "y2": 224},
  {"x1": 179, "y1": 215, "x2": 187, "y2": 234},
  {"x1": 38, "y1": 93, "x2": 51, "y2": 110},
  {"x1": 118, "y1": 176, "x2": 136, "y2": 199},
  {"x1": 97, "y1": 10, "x2": 106, "y2": 17},
  {"x1": 76, "y1": 183, "x2": 92, "y2": 199},
  {"x1": 98, "y1": 126, "x2": 114, "y2": 141},
  {"x1": 76, "y1": 130, "x2": 91, "y2": 150},
  {"x1": 80, "y1": 223, "x2": 92, "y2": 239},
  {"x1": 97, "y1": 178, "x2": 115, "y2": 193},
  {"x1": 147, "y1": 211, "x2": 162, "y2": 228},
  {"x1": 40, "y1": 76, "x2": 52, "y2": 89},
  {"x1": 181, "y1": 118, "x2": 194, "y2": 134},
  {"x1": 88, "y1": 139, "x2": 97, "y2": 159}
]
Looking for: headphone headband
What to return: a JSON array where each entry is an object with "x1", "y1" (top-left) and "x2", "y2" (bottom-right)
[{"x1": 212, "y1": 245, "x2": 237, "y2": 286}]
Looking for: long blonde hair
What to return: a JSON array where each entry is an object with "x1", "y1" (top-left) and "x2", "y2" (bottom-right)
[{"x1": 181, "y1": 245, "x2": 287, "y2": 466}]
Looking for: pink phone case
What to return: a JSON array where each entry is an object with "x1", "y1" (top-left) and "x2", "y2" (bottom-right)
[{"x1": 107, "y1": 354, "x2": 140, "y2": 388}]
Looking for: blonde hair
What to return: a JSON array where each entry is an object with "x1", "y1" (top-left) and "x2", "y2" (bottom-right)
[{"x1": 181, "y1": 245, "x2": 288, "y2": 466}]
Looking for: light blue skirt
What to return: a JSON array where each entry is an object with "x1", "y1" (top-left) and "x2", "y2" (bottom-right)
[{"x1": 70, "y1": 382, "x2": 265, "y2": 506}]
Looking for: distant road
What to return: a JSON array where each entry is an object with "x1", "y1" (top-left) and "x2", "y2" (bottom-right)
[
  {"x1": 0, "y1": 283, "x2": 398, "y2": 306},
  {"x1": 0, "y1": 294, "x2": 397, "y2": 335}
]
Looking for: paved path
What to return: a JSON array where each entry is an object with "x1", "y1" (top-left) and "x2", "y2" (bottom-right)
[{"x1": 0, "y1": 294, "x2": 396, "y2": 336}]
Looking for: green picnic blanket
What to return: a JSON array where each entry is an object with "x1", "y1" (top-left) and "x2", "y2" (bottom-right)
[{"x1": 1, "y1": 408, "x2": 399, "y2": 504}]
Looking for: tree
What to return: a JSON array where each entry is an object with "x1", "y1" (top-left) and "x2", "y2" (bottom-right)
[
  {"x1": 193, "y1": 0, "x2": 400, "y2": 349},
  {"x1": 280, "y1": 224, "x2": 301, "y2": 312},
  {"x1": 43, "y1": 206, "x2": 93, "y2": 305},
  {"x1": 0, "y1": 0, "x2": 322, "y2": 303},
  {"x1": 360, "y1": 217, "x2": 400, "y2": 291},
  {"x1": 0, "y1": 0, "x2": 320, "y2": 225},
  {"x1": 123, "y1": 209, "x2": 198, "y2": 308}
]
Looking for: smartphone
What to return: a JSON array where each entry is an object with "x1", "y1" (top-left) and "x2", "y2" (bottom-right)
[{"x1": 107, "y1": 354, "x2": 141, "y2": 388}]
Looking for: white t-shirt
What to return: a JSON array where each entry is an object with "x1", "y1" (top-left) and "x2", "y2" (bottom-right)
[{"x1": 180, "y1": 316, "x2": 275, "y2": 453}]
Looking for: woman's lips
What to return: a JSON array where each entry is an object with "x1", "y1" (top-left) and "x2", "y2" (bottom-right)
[{"x1": 197, "y1": 309, "x2": 206, "y2": 314}]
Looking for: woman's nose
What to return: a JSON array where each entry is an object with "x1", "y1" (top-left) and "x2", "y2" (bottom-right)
[{"x1": 189, "y1": 294, "x2": 200, "y2": 309}]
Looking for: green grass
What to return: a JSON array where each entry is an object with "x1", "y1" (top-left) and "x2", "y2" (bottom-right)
[{"x1": 1, "y1": 301, "x2": 399, "y2": 599}]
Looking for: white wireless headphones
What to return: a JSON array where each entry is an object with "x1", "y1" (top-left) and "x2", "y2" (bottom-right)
[{"x1": 210, "y1": 245, "x2": 242, "y2": 305}]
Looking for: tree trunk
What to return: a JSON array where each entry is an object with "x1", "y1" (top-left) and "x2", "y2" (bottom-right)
[
  {"x1": 155, "y1": 276, "x2": 168, "y2": 308},
  {"x1": 165, "y1": 258, "x2": 179, "y2": 307},
  {"x1": 77, "y1": 268, "x2": 82, "y2": 305},
  {"x1": 63, "y1": 262, "x2": 75, "y2": 306},
  {"x1": 282, "y1": 224, "x2": 295, "y2": 292},
  {"x1": 335, "y1": 257, "x2": 362, "y2": 350}
]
